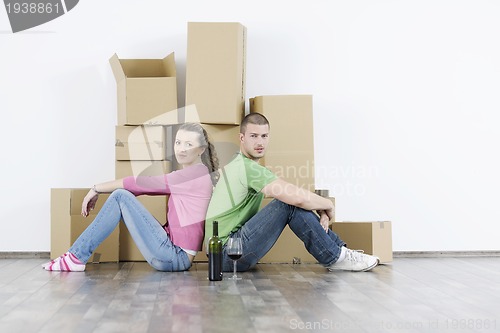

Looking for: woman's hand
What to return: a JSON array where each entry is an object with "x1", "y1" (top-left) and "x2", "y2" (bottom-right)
[{"x1": 81, "y1": 189, "x2": 99, "y2": 217}]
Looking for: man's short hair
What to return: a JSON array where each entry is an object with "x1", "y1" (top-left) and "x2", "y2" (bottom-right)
[{"x1": 240, "y1": 113, "x2": 270, "y2": 134}]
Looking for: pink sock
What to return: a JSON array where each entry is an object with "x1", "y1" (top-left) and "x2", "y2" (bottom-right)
[{"x1": 42, "y1": 252, "x2": 85, "y2": 272}]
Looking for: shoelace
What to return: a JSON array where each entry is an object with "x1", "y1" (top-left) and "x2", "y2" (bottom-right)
[{"x1": 345, "y1": 249, "x2": 366, "y2": 262}]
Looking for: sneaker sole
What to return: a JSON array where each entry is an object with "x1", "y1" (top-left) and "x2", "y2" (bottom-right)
[
  {"x1": 361, "y1": 259, "x2": 379, "y2": 272},
  {"x1": 327, "y1": 259, "x2": 379, "y2": 272}
]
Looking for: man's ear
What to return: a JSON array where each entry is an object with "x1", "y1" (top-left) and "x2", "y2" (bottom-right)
[{"x1": 239, "y1": 132, "x2": 244, "y2": 143}]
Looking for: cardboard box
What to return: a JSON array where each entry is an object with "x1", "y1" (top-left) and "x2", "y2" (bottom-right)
[
  {"x1": 331, "y1": 221, "x2": 393, "y2": 263},
  {"x1": 50, "y1": 189, "x2": 119, "y2": 263},
  {"x1": 115, "y1": 125, "x2": 165, "y2": 161},
  {"x1": 250, "y1": 95, "x2": 315, "y2": 191},
  {"x1": 193, "y1": 242, "x2": 208, "y2": 262},
  {"x1": 164, "y1": 125, "x2": 175, "y2": 162},
  {"x1": 109, "y1": 52, "x2": 178, "y2": 125},
  {"x1": 258, "y1": 197, "x2": 334, "y2": 263},
  {"x1": 115, "y1": 160, "x2": 172, "y2": 179},
  {"x1": 185, "y1": 22, "x2": 247, "y2": 125},
  {"x1": 202, "y1": 124, "x2": 240, "y2": 168},
  {"x1": 146, "y1": 104, "x2": 201, "y2": 126},
  {"x1": 119, "y1": 195, "x2": 168, "y2": 261}
]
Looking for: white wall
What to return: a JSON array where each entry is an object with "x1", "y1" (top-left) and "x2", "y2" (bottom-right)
[{"x1": 1, "y1": 0, "x2": 499, "y2": 252}]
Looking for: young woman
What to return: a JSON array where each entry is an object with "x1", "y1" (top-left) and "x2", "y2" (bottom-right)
[{"x1": 43, "y1": 123, "x2": 219, "y2": 272}]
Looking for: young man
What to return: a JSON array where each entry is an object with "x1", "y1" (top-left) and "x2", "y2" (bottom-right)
[{"x1": 205, "y1": 113, "x2": 379, "y2": 272}]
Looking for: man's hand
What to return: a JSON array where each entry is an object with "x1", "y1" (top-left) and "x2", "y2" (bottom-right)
[
  {"x1": 317, "y1": 210, "x2": 331, "y2": 232},
  {"x1": 325, "y1": 207, "x2": 335, "y2": 222}
]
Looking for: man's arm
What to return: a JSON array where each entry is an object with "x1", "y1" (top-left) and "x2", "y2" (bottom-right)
[
  {"x1": 261, "y1": 178, "x2": 334, "y2": 212},
  {"x1": 261, "y1": 178, "x2": 334, "y2": 232}
]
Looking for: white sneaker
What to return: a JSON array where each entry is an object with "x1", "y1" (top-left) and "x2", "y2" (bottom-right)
[{"x1": 328, "y1": 249, "x2": 379, "y2": 272}]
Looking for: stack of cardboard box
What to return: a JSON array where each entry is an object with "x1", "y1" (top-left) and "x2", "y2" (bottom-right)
[
  {"x1": 185, "y1": 23, "x2": 348, "y2": 263},
  {"x1": 250, "y1": 95, "x2": 319, "y2": 263},
  {"x1": 185, "y1": 22, "x2": 246, "y2": 261},
  {"x1": 108, "y1": 52, "x2": 182, "y2": 261},
  {"x1": 50, "y1": 21, "x2": 392, "y2": 265},
  {"x1": 175, "y1": 22, "x2": 246, "y2": 172},
  {"x1": 248, "y1": 94, "x2": 392, "y2": 263}
]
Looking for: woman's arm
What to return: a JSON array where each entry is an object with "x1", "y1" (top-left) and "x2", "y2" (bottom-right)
[
  {"x1": 81, "y1": 179, "x2": 124, "y2": 217},
  {"x1": 92, "y1": 179, "x2": 124, "y2": 194}
]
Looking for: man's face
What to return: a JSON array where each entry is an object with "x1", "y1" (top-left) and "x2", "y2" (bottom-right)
[{"x1": 240, "y1": 123, "x2": 270, "y2": 161}]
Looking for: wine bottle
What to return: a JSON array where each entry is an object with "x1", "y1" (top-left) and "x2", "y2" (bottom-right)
[{"x1": 208, "y1": 221, "x2": 223, "y2": 281}]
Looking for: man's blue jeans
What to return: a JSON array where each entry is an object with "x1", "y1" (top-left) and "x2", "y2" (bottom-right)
[
  {"x1": 69, "y1": 189, "x2": 191, "y2": 272},
  {"x1": 222, "y1": 199, "x2": 346, "y2": 272}
]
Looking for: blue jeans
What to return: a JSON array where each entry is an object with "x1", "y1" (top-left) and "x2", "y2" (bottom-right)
[
  {"x1": 222, "y1": 199, "x2": 346, "y2": 272},
  {"x1": 69, "y1": 189, "x2": 191, "y2": 272}
]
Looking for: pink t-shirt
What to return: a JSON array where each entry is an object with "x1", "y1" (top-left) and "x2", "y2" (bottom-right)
[{"x1": 123, "y1": 164, "x2": 212, "y2": 252}]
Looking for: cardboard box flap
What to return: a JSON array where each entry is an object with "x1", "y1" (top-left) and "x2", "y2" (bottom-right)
[
  {"x1": 120, "y1": 59, "x2": 161, "y2": 77},
  {"x1": 161, "y1": 52, "x2": 176, "y2": 77},
  {"x1": 121, "y1": 57, "x2": 176, "y2": 78},
  {"x1": 109, "y1": 53, "x2": 126, "y2": 82},
  {"x1": 109, "y1": 53, "x2": 177, "y2": 79}
]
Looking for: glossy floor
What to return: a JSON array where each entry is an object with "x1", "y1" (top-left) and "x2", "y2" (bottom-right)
[{"x1": 1, "y1": 258, "x2": 499, "y2": 333}]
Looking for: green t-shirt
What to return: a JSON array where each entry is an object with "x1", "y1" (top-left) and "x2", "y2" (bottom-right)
[{"x1": 205, "y1": 153, "x2": 278, "y2": 246}]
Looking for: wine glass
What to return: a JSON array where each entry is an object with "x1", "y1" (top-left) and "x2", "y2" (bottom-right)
[{"x1": 226, "y1": 235, "x2": 243, "y2": 280}]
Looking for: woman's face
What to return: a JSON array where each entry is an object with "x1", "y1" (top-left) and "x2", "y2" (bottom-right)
[{"x1": 174, "y1": 129, "x2": 205, "y2": 167}]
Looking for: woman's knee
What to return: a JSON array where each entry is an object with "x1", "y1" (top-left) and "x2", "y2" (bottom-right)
[
  {"x1": 109, "y1": 188, "x2": 133, "y2": 199},
  {"x1": 107, "y1": 189, "x2": 138, "y2": 207}
]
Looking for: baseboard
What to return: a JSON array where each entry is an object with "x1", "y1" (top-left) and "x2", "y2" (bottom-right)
[
  {"x1": 1, "y1": 251, "x2": 500, "y2": 260},
  {"x1": 0, "y1": 252, "x2": 50, "y2": 259},
  {"x1": 393, "y1": 250, "x2": 500, "y2": 258}
]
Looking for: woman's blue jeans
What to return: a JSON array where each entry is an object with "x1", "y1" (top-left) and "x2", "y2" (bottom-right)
[
  {"x1": 69, "y1": 189, "x2": 191, "y2": 272},
  {"x1": 222, "y1": 199, "x2": 346, "y2": 272}
]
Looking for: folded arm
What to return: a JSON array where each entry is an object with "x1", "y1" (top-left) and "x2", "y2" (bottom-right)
[{"x1": 260, "y1": 178, "x2": 334, "y2": 231}]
